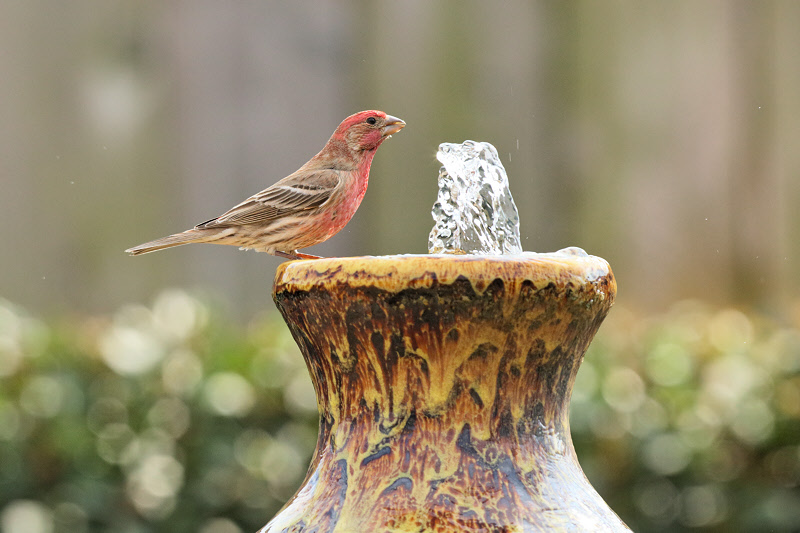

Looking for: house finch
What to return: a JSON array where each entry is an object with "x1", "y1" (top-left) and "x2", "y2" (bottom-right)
[{"x1": 125, "y1": 110, "x2": 405, "y2": 260}]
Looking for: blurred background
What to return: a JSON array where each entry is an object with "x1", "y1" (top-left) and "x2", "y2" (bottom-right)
[{"x1": 1, "y1": 1, "x2": 799, "y2": 532}]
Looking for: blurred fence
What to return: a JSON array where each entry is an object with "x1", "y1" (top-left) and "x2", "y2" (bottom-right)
[{"x1": 1, "y1": 2, "x2": 799, "y2": 318}]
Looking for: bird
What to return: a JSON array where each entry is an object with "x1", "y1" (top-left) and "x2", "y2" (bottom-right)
[{"x1": 125, "y1": 110, "x2": 405, "y2": 260}]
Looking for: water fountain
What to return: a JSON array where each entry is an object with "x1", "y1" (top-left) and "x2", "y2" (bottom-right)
[{"x1": 261, "y1": 141, "x2": 630, "y2": 532}]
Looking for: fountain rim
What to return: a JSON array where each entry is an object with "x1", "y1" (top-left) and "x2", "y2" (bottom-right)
[{"x1": 273, "y1": 251, "x2": 615, "y2": 301}]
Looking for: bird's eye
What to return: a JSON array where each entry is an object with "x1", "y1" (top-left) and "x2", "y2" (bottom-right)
[{"x1": 366, "y1": 117, "x2": 377, "y2": 125}]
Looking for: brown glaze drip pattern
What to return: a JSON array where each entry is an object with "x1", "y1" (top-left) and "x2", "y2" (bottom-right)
[{"x1": 263, "y1": 255, "x2": 630, "y2": 532}]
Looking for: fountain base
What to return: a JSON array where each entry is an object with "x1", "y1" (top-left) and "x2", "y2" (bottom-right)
[{"x1": 262, "y1": 253, "x2": 630, "y2": 532}]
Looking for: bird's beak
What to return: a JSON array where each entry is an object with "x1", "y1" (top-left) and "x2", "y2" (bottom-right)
[{"x1": 381, "y1": 115, "x2": 406, "y2": 137}]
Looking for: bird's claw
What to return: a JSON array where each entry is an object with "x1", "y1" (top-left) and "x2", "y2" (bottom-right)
[
  {"x1": 294, "y1": 252, "x2": 323, "y2": 260},
  {"x1": 273, "y1": 250, "x2": 323, "y2": 261}
]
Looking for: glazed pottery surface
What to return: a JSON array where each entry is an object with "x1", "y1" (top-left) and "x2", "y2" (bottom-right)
[{"x1": 263, "y1": 253, "x2": 630, "y2": 532}]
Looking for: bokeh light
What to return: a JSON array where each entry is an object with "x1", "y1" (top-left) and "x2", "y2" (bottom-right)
[
  {"x1": 204, "y1": 373, "x2": 256, "y2": 418},
  {"x1": 1, "y1": 500, "x2": 54, "y2": 533}
]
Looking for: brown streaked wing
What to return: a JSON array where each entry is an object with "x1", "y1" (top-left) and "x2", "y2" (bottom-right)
[{"x1": 196, "y1": 169, "x2": 342, "y2": 228}]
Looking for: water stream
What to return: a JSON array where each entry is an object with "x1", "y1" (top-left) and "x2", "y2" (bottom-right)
[{"x1": 428, "y1": 141, "x2": 522, "y2": 255}]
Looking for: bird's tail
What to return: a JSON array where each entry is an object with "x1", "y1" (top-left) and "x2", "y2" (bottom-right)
[{"x1": 125, "y1": 229, "x2": 210, "y2": 256}]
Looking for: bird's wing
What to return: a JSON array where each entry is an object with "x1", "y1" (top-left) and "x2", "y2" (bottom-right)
[{"x1": 196, "y1": 169, "x2": 342, "y2": 228}]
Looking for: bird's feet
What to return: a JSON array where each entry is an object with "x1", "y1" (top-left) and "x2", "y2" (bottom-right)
[
  {"x1": 273, "y1": 250, "x2": 323, "y2": 261},
  {"x1": 295, "y1": 252, "x2": 322, "y2": 260}
]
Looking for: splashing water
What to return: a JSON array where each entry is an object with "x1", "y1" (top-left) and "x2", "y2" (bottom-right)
[{"x1": 428, "y1": 141, "x2": 522, "y2": 255}]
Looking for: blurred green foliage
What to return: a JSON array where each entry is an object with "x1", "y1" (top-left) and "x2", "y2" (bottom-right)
[
  {"x1": 0, "y1": 291, "x2": 318, "y2": 533},
  {"x1": 574, "y1": 303, "x2": 800, "y2": 532},
  {"x1": 0, "y1": 292, "x2": 798, "y2": 532}
]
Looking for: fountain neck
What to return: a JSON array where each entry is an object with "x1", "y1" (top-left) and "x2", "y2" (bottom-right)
[{"x1": 274, "y1": 255, "x2": 614, "y2": 458}]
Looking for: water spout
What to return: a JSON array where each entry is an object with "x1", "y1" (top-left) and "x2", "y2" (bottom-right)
[{"x1": 428, "y1": 140, "x2": 522, "y2": 255}]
